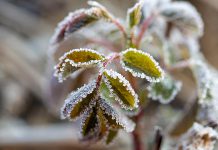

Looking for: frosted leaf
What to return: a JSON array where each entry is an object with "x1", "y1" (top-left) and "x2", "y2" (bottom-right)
[
  {"x1": 102, "y1": 69, "x2": 139, "y2": 110},
  {"x1": 127, "y1": 0, "x2": 144, "y2": 28},
  {"x1": 147, "y1": 75, "x2": 182, "y2": 104},
  {"x1": 159, "y1": 1, "x2": 204, "y2": 37},
  {"x1": 178, "y1": 123, "x2": 218, "y2": 150},
  {"x1": 191, "y1": 61, "x2": 214, "y2": 105},
  {"x1": 98, "y1": 98, "x2": 135, "y2": 132},
  {"x1": 54, "y1": 48, "x2": 105, "y2": 82},
  {"x1": 142, "y1": 0, "x2": 171, "y2": 19},
  {"x1": 97, "y1": 107, "x2": 109, "y2": 139},
  {"x1": 105, "y1": 129, "x2": 118, "y2": 145},
  {"x1": 87, "y1": 1, "x2": 113, "y2": 20},
  {"x1": 120, "y1": 48, "x2": 164, "y2": 82},
  {"x1": 50, "y1": 6, "x2": 112, "y2": 45},
  {"x1": 61, "y1": 80, "x2": 97, "y2": 120},
  {"x1": 80, "y1": 107, "x2": 98, "y2": 137},
  {"x1": 99, "y1": 81, "x2": 115, "y2": 103}
]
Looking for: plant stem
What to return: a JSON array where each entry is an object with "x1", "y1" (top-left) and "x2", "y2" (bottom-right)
[
  {"x1": 131, "y1": 108, "x2": 145, "y2": 150},
  {"x1": 152, "y1": 127, "x2": 163, "y2": 150},
  {"x1": 96, "y1": 53, "x2": 120, "y2": 89},
  {"x1": 135, "y1": 14, "x2": 155, "y2": 48},
  {"x1": 112, "y1": 18, "x2": 128, "y2": 39}
]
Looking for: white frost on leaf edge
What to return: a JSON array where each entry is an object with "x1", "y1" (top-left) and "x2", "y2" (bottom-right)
[
  {"x1": 79, "y1": 107, "x2": 99, "y2": 138},
  {"x1": 98, "y1": 98, "x2": 135, "y2": 132},
  {"x1": 102, "y1": 69, "x2": 139, "y2": 110},
  {"x1": 147, "y1": 76, "x2": 182, "y2": 104},
  {"x1": 120, "y1": 48, "x2": 164, "y2": 82},
  {"x1": 54, "y1": 48, "x2": 105, "y2": 82},
  {"x1": 60, "y1": 80, "x2": 97, "y2": 120}
]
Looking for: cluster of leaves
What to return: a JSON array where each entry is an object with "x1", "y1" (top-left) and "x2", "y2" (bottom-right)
[
  {"x1": 54, "y1": 47, "x2": 163, "y2": 143},
  {"x1": 50, "y1": 0, "x2": 218, "y2": 147}
]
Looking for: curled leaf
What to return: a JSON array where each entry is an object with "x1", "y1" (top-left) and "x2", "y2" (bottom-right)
[
  {"x1": 159, "y1": 2, "x2": 204, "y2": 37},
  {"x1": 51, "y1": 6, "x2": 112, "y2": 45},
  {"x1": 121, "y1": 48, "x2": 164, "y2": 82},
  {"x1": 98, "y1": 98, "x2": 135, "y2": 132},
  {"x1": 127, "y1": 0, "x2": 144, "y2": 28},
  {"x1": 54, "y1": 48, "x2": 105, "y2": 82},
  {"x1": 148, "y1": 75, "x2": 182, "y2": 104},
  {"x1": 102, "y1": 69, "x2": 139, "y2": 110},
  {"x1": 61, "y1": 80, "x2": 97, "y2": 120}
]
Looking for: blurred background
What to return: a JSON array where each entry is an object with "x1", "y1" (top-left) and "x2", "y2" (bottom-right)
[{"x1": 0, "y1": 0, "x2": 217, "y2": 150}]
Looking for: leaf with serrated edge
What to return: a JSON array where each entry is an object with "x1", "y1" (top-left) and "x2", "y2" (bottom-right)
[
  {"x1": 50, "y1": 6, "x2": 113, "y2": 44},
  {"x1": 121, "y1": 48, "x2": 164, "y2": 82},
  {"x1": 102, "y1": 69, "x2": 139, "y2": 110},
  {"x1": 99, "y1": 81, "x2": 115, "y2": 103},
  {"x1": 159, "y1": 2, "x2": 204, "y2": 37},
  {"x1": 54, "y1": 48, "x2": 105, "y2": 82},
  {"x1": 147, "y1": 75, "x2": 182, "y2": 104},
  {"x1": 127, "y1": 0, "x2": 144, "y2": 28},
  {"x1": 61, "y1": 80, "x2": 97, "y2": 120},
  {"x1": 106, "y1": 129, "x2": 118, "y2": 144},
  {"x1": 80, "y1": 107, "x2": 98, "y2": 137},
  {"x1": 98, "y1": 98, "x2": 135, "y2": 132}
]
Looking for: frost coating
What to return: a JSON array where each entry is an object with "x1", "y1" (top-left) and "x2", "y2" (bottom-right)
[
  {"x1": 60, "y1": 80, "x2": 97, "y2": 120},
  {"x1": 80, "y1": 107, "x2": 99, "y2": 139},
  {"x1": 121, "y1": 48, "x2": 164, "y2": 82},
  {"x1": 147, "y1": 76, "x2": 182, "y2": 104},
  {"x1": 179, "y1": 123, "x2": 218, "y2": 150},
  {"x1": 127, "y1": 0, "x2": 144, "y2": 28},
  {"x1": 159, "y1": 1, "x2": 204, "y2": 37},
  {"x1": 102, "y1": 69, "x2": 139, "y2": 110},
  {"x1": 191, "y1": 60, "x2": 214, "y2": 105},
  {"x1": 50, "y1": 7, "x2": 111, "y2": 45},
  {"x1": 98, "y1": 98, "x2": 135, "y2": 132},
  {"x1": 54, "y1": 48, "x2": 105, "y2": 82}
]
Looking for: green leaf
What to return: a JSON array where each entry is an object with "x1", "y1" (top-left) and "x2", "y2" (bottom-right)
[
  {"x1": 54, "y1": 48, "x2": 105, "y2": 82},
  {"x1": 147, "y1": 75, "x2": 182, "y2": 104},
  {"x1": 51, "y1": 6, "x2": 113, "y2": 44},
  {"x1": 121, "y1": 48, "x2": 164, "y2": 82},
  {"x1": 97, "y1": 107, "x2": 108, "y2": 138},
  {"x1": 98, "y1": 98, "x2": 135, "y2": 132},
  {"x1": 81, "y1": 107, "x2": 98, "y2": 137},
  {"x1": 106, "y1": 129, "x2": 118, "y2": 144},
  {"x1": 127, "y1": 0, "x2": 144, "y2": 28},
  {"x1": 102, "y1": 69, "x2": 139, "y2": 110},
  {"x1": 61, "y1": 80, "x2": 97, "y2": 120},
  {"x1": 99, "y1": 81, "x2": 115, "y2": 103},
  {"x1": 159, "y1": 2, "x2": 203, "y2": 37}
]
